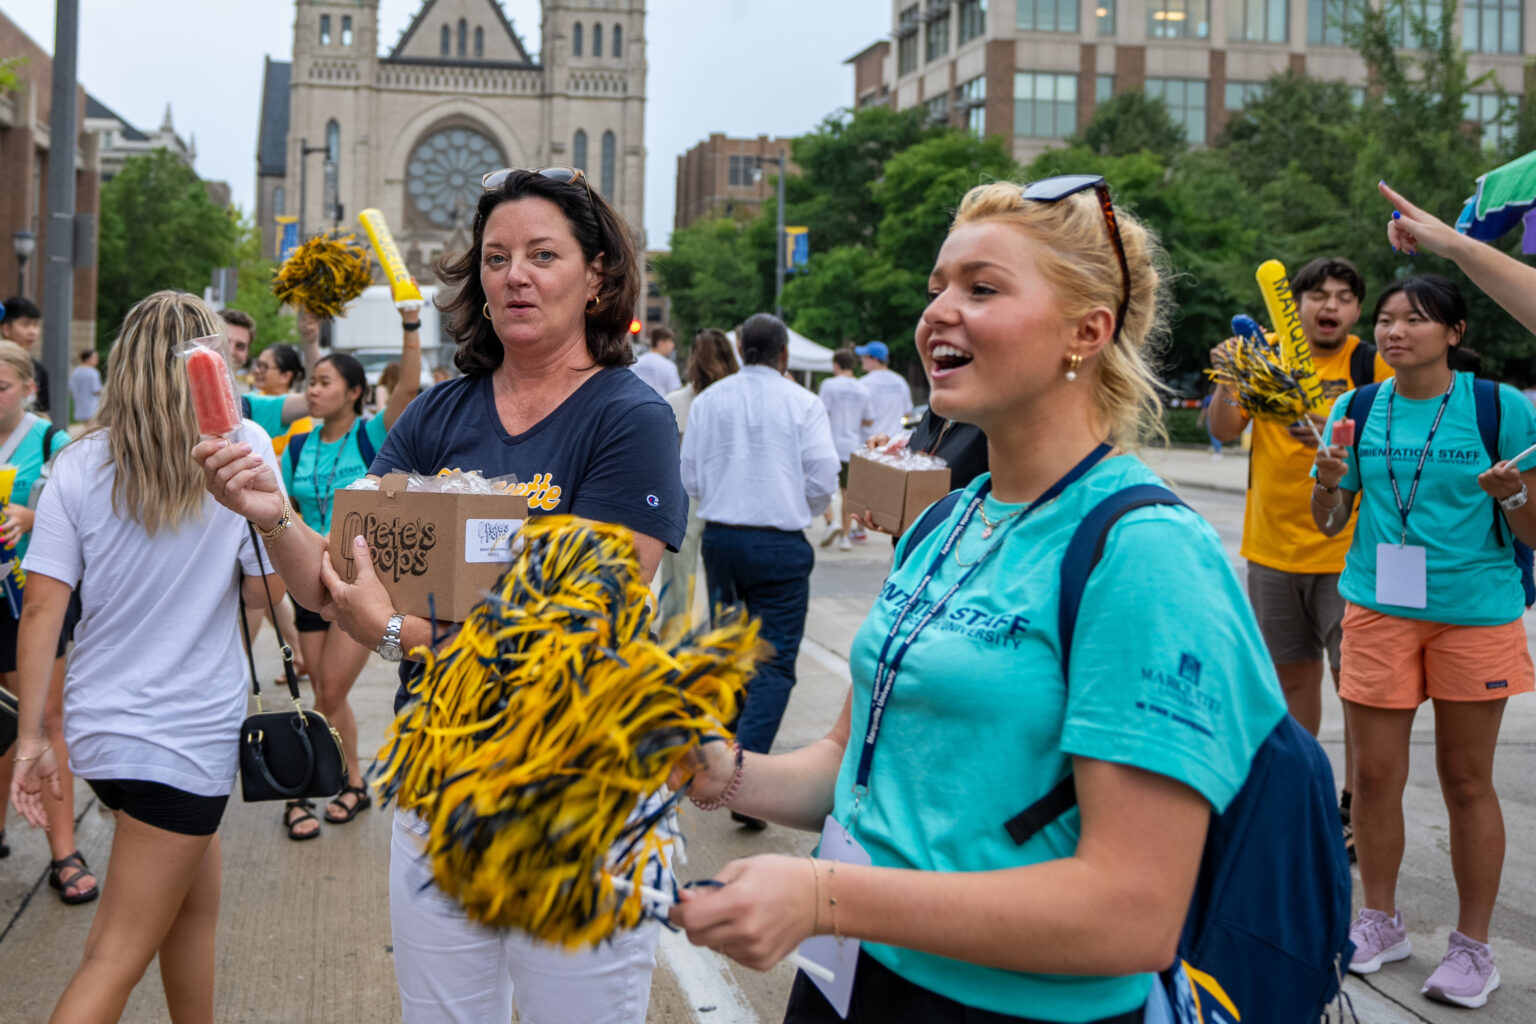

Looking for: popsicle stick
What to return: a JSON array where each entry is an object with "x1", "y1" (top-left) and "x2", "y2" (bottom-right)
[
  {"x1": 609, "y1": 875, "x2": 837, "y2": 984},
  {"x1": 1506, "y1": 439, "x2": 1536, "y2": 468}
]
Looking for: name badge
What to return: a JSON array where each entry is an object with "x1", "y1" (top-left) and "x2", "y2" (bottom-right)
[
  {"x1": 1376, "y1": 543, "x2": 1427, "y2": 609},
  {"x1": 797, "y1": 815, "x2": 871, "y2": 1018}
]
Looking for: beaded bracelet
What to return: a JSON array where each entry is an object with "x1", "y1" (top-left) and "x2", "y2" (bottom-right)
[{"x1": 689, "y1": 742, "x2": 745, "y2": 811}]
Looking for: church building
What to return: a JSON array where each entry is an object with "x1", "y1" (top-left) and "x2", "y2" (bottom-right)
[{"x1": 256, "y1": 0, "x2": 646, "y2": 287}]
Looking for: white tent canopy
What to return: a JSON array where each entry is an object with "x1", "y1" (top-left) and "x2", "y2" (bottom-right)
[{"x1": 725, "y1": 327, "x2": 835, "y2": 373}]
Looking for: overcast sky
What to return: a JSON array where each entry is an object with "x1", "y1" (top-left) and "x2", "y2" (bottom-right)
[{"x1": 0, "y1": 0, "x2": 888, "y2": 249}]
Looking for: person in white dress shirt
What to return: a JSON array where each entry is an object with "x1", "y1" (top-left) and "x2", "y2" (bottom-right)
[
  {"x1": 856, "y1": 340, "x2": 915, "y2": 437},
  {"x1": 680, "y1": 313, "x2": 840, "y2": 827},
  {"x1": 817, "y1": 348, "x2": 874, "y2": 550},
  {"x1": 633, "y1": 325, "x2": 682, "y2": 396}
]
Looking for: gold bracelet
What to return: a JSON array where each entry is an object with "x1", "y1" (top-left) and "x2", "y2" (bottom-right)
[
  {"x1": 254, "y1": 495, "x2": 293, "y2": 542},
  {"x1": 807, "y1": 858, "x2": 824, "y2": 935},
  {"x1": 13, "y1": 754, "x2": 39, "y2": 761},
  {"x1": 827, "y1": 862, "x2": 841, "y2": 942}
]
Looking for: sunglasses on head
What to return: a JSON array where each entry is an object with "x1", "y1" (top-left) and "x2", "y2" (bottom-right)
[
  {"x1": 481, "y1": 166, "x2": 595, "y2": 207},
  {"x1": 1021, "y1": 174, "x2": 1130, "y2": 343}
]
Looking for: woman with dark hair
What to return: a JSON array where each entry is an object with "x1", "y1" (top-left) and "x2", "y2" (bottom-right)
[
  {"x1": 1313, "y1": 274, "x2": 1536, "y2": 1008},
  {"x1": 276, "y1": 318, "x2": 419, "y2": 840},
  {"x1": 659, "y1": 328, "x2": 738, "y2": 626},
  {"x1": 194, "y1": 167, "x2": 686, "y2": 1024}
]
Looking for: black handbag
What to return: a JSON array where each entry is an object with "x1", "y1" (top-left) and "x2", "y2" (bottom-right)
[
  {"x1": 0, "y1": 684, "x2": 16, "y2": 756},
  {"x1": 236, "y1": 524, "x2": 347, "y2": 803}
]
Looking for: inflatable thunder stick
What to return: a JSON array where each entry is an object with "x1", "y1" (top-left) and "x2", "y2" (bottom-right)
[
  {"x1": 187, "y1": 345, "x2": 242, "y2": 437},
  {"x1": 0, "y1": 466, "x2": 26, "y2": 617},
  {"x1": 358, "y1": 209, "x2": 423, "y2": 307},
  {"x1": 1255, "y1": 260, "x2": 1326, "y2": 412}
]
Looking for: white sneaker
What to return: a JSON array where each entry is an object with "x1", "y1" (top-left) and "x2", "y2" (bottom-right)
[{"x1": 838, "y1": 537, "x2": 852, "y2": 551}]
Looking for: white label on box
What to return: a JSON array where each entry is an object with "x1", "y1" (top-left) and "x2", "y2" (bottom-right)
[{"x1": 464, "y1": 518, "x2": 524, "y2": 563}]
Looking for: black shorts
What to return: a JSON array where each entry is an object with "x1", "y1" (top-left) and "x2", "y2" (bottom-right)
[
  {"x1": 0, "y1": 587, "x2": 82, "y2": 674},
  {"x1": 838, "y1": 460, "x2": 851, "y2": 490},
  {"x1": 290, "y1": 594, "x2": 330, "y2": 633},
  {"x1": 87, "y1": 778, "x2": 228, "y2": 836},
  {"x1": 784, "y1": 948, "x2": 1144, "y2": 1024}
]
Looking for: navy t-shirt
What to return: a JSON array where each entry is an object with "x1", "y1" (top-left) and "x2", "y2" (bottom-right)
[{"x1": 374, "y1": 367, "x2": 687, "y2": 708}]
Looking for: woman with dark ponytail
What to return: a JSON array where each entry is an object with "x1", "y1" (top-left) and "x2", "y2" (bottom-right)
[{"x1": 1312, "y1": 273, "x2": 1536, "y2": 1008}]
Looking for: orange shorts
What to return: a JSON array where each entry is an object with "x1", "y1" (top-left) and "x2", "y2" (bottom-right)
[{"x1": 1339, "y1": 602, "x2": 1535, "y2": 709}]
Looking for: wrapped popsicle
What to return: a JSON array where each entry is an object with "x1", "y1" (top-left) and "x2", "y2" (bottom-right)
[
  {"x1": 1331, "y1": 418, "x2": 1355, "y2": 448},
  {"x1": 182, "y1": 336, "x2": 243, "y2": 437}
]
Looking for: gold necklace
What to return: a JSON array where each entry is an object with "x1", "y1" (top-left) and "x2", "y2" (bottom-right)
[{"x1": 977, "y1": 502, "x2": 1024, "y2": 540}]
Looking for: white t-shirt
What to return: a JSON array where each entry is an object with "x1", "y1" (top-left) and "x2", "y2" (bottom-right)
[
  {"x1": 23, "y1": 424, "x2": 282, "y2": 797},
  {"x1": 862, "y1": 367, "x2": 914, "y2": 438},
  {"x1": 665, "y1": 383, "x2": 697, "y2": 436},
  {"x1": 68, "y1": 365, "x2": 102, "y2": 421},
  {"x1": 632, "y1": 351, "x2": 682, "y2": 396},
  {"x1": 818, "y1": 374, "x2": 875, "y2": 461}
]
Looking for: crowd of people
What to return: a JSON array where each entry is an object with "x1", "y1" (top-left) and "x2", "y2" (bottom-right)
[{"x1": 0, "y1": 160, "x2": 1530, "y2": 1024}]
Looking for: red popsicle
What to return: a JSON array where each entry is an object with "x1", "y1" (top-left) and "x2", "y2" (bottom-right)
[
  {"x1": 1331, "y1": 418, "x2": 1355, "y2": 448},
  {"x1": 187, "y1": 346, "x2": 241, "y2": 436}
]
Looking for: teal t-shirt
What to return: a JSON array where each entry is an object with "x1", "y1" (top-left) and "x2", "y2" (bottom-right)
[
  {"x1": 837, "y1": 455, "x2": 1286, "y2": 1021},
  {"x1": 245, "y1": 392, "x2": 287, "y2": 439},
  {"x1": 281, "y1": 415, "x2": 389, "y2": 534},
  {"x1": 7, "y1": 418, "x2": 67, "y2": 562},
  {"x1": 1320, "y1": 372, "x2": 1536, "y2": 625}
]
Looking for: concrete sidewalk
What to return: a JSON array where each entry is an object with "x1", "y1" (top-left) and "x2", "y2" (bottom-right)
[{"x1": 1141, "y1": 443, "x2": 1250, "y2": 496}]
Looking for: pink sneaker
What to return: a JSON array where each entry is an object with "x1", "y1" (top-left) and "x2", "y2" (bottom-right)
[
  {"x1": 1348, "y1": 908, "x2": 1411, "y2": 974},
  {"x1": 1422, "y1": 931, "x2": 1499, "y2": 1008}
]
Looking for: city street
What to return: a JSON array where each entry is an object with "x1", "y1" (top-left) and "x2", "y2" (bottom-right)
[{"x1": 2, "y1": 447, "x2": 1534, "y2": 1021}]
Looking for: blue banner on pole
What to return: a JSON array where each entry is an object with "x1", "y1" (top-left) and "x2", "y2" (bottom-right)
[
  {"x1": 277, "y1": 216, "x2": 299, "y2": 261},
  {"x1": 786, "y1": 226, "x2": 809, "y2": 274}
]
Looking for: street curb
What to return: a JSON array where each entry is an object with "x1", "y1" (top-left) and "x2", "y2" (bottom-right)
[{"x1": 1162, "y1": 477, "x2": 1247, "y2": 497}]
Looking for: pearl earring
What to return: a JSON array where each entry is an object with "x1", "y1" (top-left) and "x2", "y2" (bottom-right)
[{"x1": 1065, "y1": 353, "x2": 1083, "y2": 381}]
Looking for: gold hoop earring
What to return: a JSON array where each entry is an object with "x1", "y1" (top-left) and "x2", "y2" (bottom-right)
[
  {"x1": 1065, "y1": 353, "x2": 1083, "y2": 381},
  {"x1": 586, "y1": 297, "x2": 601, "y2": 314},
  {"x1": 482, "y1": 302, "x2": 492, "y2": 320}
]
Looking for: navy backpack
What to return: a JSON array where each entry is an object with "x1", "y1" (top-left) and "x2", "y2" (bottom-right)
[
  {"x1": 1346, "y1": 377, "x2": 1536, "y2": 607},
  {"x1": 286, "y1": 419, "x2": 379, "y2": 478},
  {"x1": 901, "y1": 485, "x2": 1355, "y2": 1023}
]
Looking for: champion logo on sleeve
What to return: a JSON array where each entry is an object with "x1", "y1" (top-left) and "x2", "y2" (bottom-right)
[{"x1": 645, "y1": 494, "x2": 660, "y2": 508}]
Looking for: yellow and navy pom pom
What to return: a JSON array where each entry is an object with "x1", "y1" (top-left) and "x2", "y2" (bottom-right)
[
  {"x1": 1207, "y1": 314, "x2": 1314, "y2": 423},
  {"x1": 372, "y1": 515, "x2": 762, "y2": 948},
  {"x1": 271, "y1": 233, "x2": 373, "y2": 319}
]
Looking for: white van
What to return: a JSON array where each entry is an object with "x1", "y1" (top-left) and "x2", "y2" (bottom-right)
[{"x1": 327, "y1": 284, "x2": 448, "y2": 388}]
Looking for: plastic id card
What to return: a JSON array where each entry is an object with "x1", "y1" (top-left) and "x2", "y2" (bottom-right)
[
  {"x1": 797, "y1": 815, "x2": 871, "y2": 1018},
  {"x1": 1376, "y1": 543, "x2": 1427, "y2": 609}
]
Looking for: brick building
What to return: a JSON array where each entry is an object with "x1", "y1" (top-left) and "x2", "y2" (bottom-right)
[
  {"x1": 847, "y1": 0, "x2": 1532, "y2": 161},
  {"x1": 674, "y1": 133, "x2": 800, "y2": 232},
  {"x1": 0, "y1": 12, "x2": 101, "y2": 349}
]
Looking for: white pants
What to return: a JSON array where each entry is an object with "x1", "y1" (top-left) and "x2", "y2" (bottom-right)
[{"x1": 390, "y1": 810, "x2": 660, "y2": 1024}]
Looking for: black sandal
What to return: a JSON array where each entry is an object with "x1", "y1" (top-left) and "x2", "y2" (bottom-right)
[
  {"x1": 325, "y1": 785, "x2": 371, "y2": 824},
  {"x1": 48, "y1": 851, "x2": 99, "y2": 905},
  {"x1": 0, "y1": 829, "x2": 9, "y2": 859},
  {"x1": 284, "y1": 799, "x2": 321, "y2": 841}
]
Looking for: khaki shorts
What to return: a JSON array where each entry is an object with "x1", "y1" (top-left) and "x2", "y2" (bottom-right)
[
  {"x1": 1339, "y1": 602, "x2": 1535, "y2": 709},
  {"x1": 1246, "y1": 562, "x2": 1345, "y2": 670}
]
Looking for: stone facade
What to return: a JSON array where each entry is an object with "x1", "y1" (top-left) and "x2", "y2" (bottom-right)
[{"x1": 258, "y1": 0, "x2": 647, "y2": 286}]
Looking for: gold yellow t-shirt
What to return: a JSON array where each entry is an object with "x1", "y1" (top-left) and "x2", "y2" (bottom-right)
[
  {"x1": 1239, "y1": 335, "x2": 1393, "y2": 574},
  {"x1": 271, "y1": 415, "x2": 313, "y2": 458}
]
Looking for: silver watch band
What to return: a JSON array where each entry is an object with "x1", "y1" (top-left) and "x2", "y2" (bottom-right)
[{"x1": 1500, "y1": 482, "x2": 1529, "y2": 511}]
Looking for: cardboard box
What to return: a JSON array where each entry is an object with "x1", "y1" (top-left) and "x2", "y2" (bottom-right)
[
  {"x1": 843, "y1": 451, "x2": 951, "y2": 537},
  {"x1": 328, "y1": 473, "x2": 528, "y2": 621}
]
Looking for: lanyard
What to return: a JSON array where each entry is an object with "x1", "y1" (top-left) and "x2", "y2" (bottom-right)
[
  {"x1": 309, "y1": 420, "x2": 358, "y2": 526},
  {"x1": 852, "y1": 443, "x2": 1114, "y2": 815},
  {"x1": 1383, "y1": 377, "x2": 1454, "y2": 545}
]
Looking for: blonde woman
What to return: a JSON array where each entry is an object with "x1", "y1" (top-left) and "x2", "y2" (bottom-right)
[
  {"x1": 0, "y1": 342, "x2": 89, "y2": 901},
  {"x1": 671, "y1": 178, "x2": 1288, "y2": 1022},
  {"x1": 10, "y1": 291, "x2": 284, "y2": 1023}
]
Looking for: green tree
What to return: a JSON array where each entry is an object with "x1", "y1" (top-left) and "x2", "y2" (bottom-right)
[
  {"x1": 0, "y1": 57, "x2": 27, "y2": 94},
  {"x1": 781, "y1": 245, "x2": 926, "y2": 355},
  {"x1": 230, "y1": 209, "x2": 295, "y2": 352},
  {"x1": 97, "y1": 149, "x2": 238, "y2": 342},
  {"x1": 1072, "y1": 90, "x2": 1187, "y2": 161},
  {"x1": 652, "y1": 217, "x2": 766, "y2": 340},
  {"x1": 1218, "y1": 70, "x2": 1360, "y2": 200},
  {"x1": 786, "y1": 106, "x2": 943, "y2": 252}
]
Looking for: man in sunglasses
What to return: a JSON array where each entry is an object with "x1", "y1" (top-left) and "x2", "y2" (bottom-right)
[{"x1": 1205, "y1": 256, "x2": 1391, "y2": 859}]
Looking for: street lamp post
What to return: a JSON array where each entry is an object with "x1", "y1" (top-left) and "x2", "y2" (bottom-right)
[
  {"x1": 296, "y1": 136, "x2": 330, "y2": 239},
  {"x1": 755, "y1": 150, "x2": 789, "y2": 319},
  {"x1": 11, "y1": 230, "x2": 35, "y2": 298}
]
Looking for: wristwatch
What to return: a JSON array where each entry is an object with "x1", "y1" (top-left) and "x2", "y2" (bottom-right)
[
  {"x1": 1500, "y1": 482, "x2": 1529, "y2": 511},
  {"x1": 377, "y1": 613, "x2": 405, "y2": 663}
]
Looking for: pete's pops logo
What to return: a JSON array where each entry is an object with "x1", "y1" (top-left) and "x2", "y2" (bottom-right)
[{"x1": 340, "y1": 510, "x2": 438, "y2": 583}]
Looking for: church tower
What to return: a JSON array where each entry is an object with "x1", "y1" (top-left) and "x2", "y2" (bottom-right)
[{"x1": 263, "y1": 1, "x2": 647, "y2": 287}]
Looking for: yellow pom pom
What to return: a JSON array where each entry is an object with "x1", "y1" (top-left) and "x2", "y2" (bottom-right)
[
  {"x1": 271, "y1": 233, "x2": 373, "y2": 319},
  {"x1": 371, "y1": 515, "x2": 764, "y2": 947}
]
